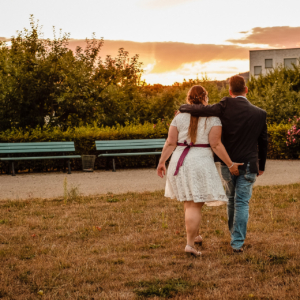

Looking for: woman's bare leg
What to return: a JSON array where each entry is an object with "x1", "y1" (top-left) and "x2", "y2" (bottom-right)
[{"x1": 184, "y1": 201, "x2": 204, "y2": 247}]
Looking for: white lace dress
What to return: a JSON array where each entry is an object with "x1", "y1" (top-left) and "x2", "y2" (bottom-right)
[{"x1": 165, "y1": 113, "x2": 228, "y2": 206}]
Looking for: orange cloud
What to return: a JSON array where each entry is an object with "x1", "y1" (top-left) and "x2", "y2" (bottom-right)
[
  {"x1": 68, "y1": 39, "x2": 249, "y2": 73},
  {"x1": 228, "y1": 26, "x2": 300, "y2": 48}
]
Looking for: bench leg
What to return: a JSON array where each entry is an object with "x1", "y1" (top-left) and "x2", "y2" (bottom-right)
[
  {"x1": 112, "y1": 158, "x2": 116, "y2": 172},
  {"x1": 67, "y1": 159, "x2": 71, "y2": 174},
  {"x1": 11, "y1": 161, "x2": 16, "y2": 176},
  {"x1": 105, "y1": 158, "x2": 110, "y2": 171},
  {"x1": 155, "y1": 155, "x2": 159, "y2": 168},
  {"x1": 63, "y1": 160, "x2": 66, "y2": 173}
]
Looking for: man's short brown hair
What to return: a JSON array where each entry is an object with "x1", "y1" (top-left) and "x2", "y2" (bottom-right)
[{"x1": 229, "y1": 75, "x2": 246, "y2": 95}]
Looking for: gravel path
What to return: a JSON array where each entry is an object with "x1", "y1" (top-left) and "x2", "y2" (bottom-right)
[{"x1": 0, "y1": 159, "x2": 299, "y2": 200}]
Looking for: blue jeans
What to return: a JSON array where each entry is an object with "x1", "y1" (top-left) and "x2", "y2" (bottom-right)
[{"x1": 221, "y1": 163, "x2": 257, "y2": 250}]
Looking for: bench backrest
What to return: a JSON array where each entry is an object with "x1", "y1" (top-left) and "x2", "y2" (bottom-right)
[
  {"x1": 96, "y1": 139, "x2": 166, "y2": 151},
  {"x1": 0, "y1": 142, "x2": 76, "y2": 154}
]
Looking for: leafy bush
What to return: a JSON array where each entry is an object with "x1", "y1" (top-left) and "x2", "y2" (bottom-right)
[
  {"x1": 248, "y1": 65, "x2": 300, "y2": 124},
  {"x1": 286, "y1": 116, "x2": 300, "y2": 158},
  {"x1": 0, "y1": 120, "x2": 297, "y2": 174},
  {"x1": 267, "y1": 123, "x2": 294, "y2": 159}
]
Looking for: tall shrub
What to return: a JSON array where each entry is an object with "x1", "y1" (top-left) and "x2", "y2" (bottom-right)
[
  {"x1": 286, "y1": 116, "x2": 300, "y2": 158},
  {"x1": 248, "y1": 65, "x2": 300, "y2": 124}
]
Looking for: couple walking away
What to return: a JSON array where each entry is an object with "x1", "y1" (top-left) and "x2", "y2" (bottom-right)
[{"x1": 157, "y1": 75, "x2": 268, "y2": 257}]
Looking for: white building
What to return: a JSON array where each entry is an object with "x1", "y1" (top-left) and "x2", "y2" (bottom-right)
[{"x1": 249, "y1": 48, "x2": 300, "y2": 78}]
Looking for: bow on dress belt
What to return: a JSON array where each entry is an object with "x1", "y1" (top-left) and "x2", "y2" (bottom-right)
[{"x1": 174, "y1": 140, "x2": 210, "y2": 176}]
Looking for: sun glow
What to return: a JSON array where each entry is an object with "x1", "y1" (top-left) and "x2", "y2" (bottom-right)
[{"x1": 142, "y1": 59, "x2": 249, "y2": 85}]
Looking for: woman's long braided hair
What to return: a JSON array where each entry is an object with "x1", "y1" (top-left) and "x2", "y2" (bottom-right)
[{"x1": 186, "y1": 85, "x2": 207, "y2": 144}]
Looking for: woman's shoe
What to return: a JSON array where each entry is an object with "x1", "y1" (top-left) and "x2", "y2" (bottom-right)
[
  {"x1": 194, "y1": 235, "x2": 203, "y2": 246},
  {"x1": 185, "y1": 245, "x2": 201, "y2": 257}
]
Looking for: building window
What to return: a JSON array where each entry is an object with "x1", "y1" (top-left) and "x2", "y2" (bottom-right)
[
  {"x1": 265, "y1": 59, "x2": 273, "y2": 68},
  {"x1": 284, "y1": 58, "x2": 297, "y2": 69},
  {"x1": 254, "y1": 66, "x2": 262, "y2": 75}
]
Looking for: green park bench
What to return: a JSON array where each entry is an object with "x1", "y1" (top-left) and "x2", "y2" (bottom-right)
[
  {"x1": 96, "y1": 139, "x2": 166, "y2": 172},
  {"x1": 0, "y1": 142, "x2": 81, "y2": 176}
]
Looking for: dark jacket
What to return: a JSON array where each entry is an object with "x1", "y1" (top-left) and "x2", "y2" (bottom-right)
[{"x1": 179, "y1": 96, "x2": 268, "y2": 174}]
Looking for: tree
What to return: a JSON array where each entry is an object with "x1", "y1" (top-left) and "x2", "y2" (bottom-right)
[
  {"x1": 0, "y1": 16, "x2": 144, "y2": 130},
  {"x1": 248, "y1": 64, "x2": 300, "y2": 124}
]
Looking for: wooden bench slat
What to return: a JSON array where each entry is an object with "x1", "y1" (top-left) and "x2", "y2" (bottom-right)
[
  {"x1": 0, "y1": 148, "x2": 75, "y2": 154},
  {"x1": 96, "y1": 141, "x2": 164, "y2": 144},
  {"x1": 95, "y1": 139, "x2": 165, "y2": 143},
  {"x1": 96, "y1": 145, "x2": 164, "y2": 151},
  {"x1": 0, "y1": 145, "x2": 75, "y2": 149},
  {"x1": 96, "y1": 139, "x2": 165, "y2": 142},
  {"x1": 0, "y1": 142, "x2": 74, "y2": 146},
  {"x1": 0, "y1": 146, "x2": 75, "y2": 151},
  {"x1": 0, "y1": 155, "x2": 81, "y2": 161},
  {"x1": 97, "y1": 143, "x2": 164, "y2": 147},
  {"x1": 96, "y1": 139, "x2": 165, "y2": 144},
  {"x1": 99, "y1": 152, "x2": 162, "y2": 157}
]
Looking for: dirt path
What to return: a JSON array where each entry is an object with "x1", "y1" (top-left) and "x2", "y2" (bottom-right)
[{"x1": 0, "y1": 159, "x2": 299, "y2": 200}]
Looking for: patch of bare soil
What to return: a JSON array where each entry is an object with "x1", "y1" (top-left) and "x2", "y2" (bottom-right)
[{"x1": 0, "y1": 159, "x2": 299, "y2": 200}]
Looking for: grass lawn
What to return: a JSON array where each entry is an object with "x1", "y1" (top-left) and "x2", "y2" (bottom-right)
[{"x1": 0, "y1": 183, "x2": 299, "y2": 299}]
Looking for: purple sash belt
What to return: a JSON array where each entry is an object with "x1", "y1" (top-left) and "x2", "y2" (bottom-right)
[{"x1": 174, "y1": 140, "x2": 210, "y2": 176}]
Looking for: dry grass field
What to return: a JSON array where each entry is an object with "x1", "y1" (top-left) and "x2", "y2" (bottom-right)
[{"x1": 0, "y1": 183, "x2": 299, "y2": 299}]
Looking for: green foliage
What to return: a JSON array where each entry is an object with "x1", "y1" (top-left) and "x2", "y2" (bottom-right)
[
  {"x1": 267, "y1": 123, "x2": 295, "y2": 159},
  {"x1": 137, "y1": 77, "x2": 229, "y2": 123},
  {"x1": 0, "y1": 16, "x2": 143, "y2": 131},
  {"x1": 1, "y1": 17, "x2": 300, "y2": 132},
  {"x1": 0, "y1": 17, "x2": 230, "y2": 131},
  {"x1": 179, "y1": 76, "x2": 229, "y2": 104},
  {"x1": 248, "y1": 65, "x2": 300, "y2": 124},
  {"x1": 286, "y1": 116, "x2": 300, "y2": 157}
]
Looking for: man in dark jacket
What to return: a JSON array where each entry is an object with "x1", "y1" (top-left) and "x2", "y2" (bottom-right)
[{"x1": 179, "y1": 75, "x2": 268, "y2": 252}]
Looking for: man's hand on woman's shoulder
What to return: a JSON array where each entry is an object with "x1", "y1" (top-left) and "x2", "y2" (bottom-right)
[{"x1": 179, "y1": 103, "x2": 203, "y2": 113}]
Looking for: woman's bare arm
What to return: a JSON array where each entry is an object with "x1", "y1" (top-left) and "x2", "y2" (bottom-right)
[
  {"x1": 209, "y1": 126, "x2": 242, "y2": 176},
  {"x1": 157, "y1": 125, "x2": 178, "y2": 178}
]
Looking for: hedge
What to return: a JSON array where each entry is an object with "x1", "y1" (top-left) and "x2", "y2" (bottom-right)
[
  {"x1": 267, "y1": 123, "x2": 296, "y2": 159},
  {"x1": 0, "y1": 121, "x2": 297, "y2": 174}
]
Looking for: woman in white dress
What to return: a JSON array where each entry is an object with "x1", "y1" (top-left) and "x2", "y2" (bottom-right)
[{"x1": 157, "y1": 85, "x2": 241, "y2": 257}]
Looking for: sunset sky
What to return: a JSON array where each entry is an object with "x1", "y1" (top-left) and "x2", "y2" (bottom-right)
[{"x1": 1, "y1": 0, "x2": 300, "y2": 84}]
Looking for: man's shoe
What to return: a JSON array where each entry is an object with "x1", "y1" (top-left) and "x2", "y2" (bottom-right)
[{"x1": 233, "y1": 248, "x2": 244, "y2": 253}]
